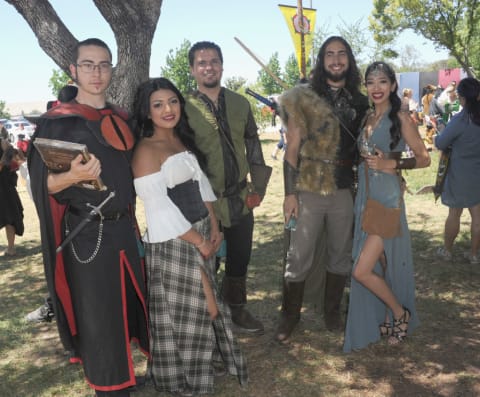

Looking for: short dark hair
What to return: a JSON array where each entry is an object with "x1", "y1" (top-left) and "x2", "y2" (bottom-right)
[
  {"x1": 72, "y1": 38, "x2": 112, "y2": 64},
  {"x1": 188, "y1": 41, "x2": 223, "y2": 66},
  {"x1": 310, "y1": 36, "x2": 361, "y2": 96}
]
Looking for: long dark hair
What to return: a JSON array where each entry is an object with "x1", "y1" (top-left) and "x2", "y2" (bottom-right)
[
  {"x1": 132, "y1": 77, "x2": 207, "y2": 171},
  {"x1": 457, "y1": 77, "x2": 480, "y2": 126},
  {"x1": 310, "y1": 36, "x2": 362, "y2": 97},
  {"x1": 364, "y1": 61, "x2": 402, "y2": 150}
]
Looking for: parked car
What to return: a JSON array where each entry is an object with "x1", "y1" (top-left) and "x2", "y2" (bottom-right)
[{"x1": 3, "y1": 119, "x2": 36, "y2": 144}]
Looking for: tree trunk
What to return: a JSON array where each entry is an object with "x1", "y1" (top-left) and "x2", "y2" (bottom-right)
[{"x1": 5, "y1": 0, "x2": 163, "y2": 111}]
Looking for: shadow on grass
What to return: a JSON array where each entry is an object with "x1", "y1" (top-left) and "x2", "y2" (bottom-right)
[
  {"x1": 2, "y1": 199, "x2": 479, "y2": 396},
  {"x1": 235, "y1": 214, "x2": 480, "y2": 397}
]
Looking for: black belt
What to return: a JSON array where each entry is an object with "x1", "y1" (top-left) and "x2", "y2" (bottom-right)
[
  {"x1": 359, "y1": 151, "x2": 402, "y2": 163},
  {"x1": 382, "y1": 152, "x2": 402, "y2": 160},
  {"x1": 302, "y1": 157, "x2": 353, "y2": 167},
  {"x1": 334, "y1": 159, "x2": 354, "y2": 167},
  {"x1": 214, "y1": 179, "x2": 247, "y2": 199},
  {"x1": 68, "y1": 206, "x2": 129, "y2": 221}
]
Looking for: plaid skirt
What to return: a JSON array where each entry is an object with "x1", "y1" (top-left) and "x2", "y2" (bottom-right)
[{"x1": 144, "y1": 216, "x2": 248, "y2": 394}]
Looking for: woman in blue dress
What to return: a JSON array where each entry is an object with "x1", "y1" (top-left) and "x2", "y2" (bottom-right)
[
  {"x1": 343, "y1": 62, "x2": 430, "y2": 352},
  {"x1": 435, "y1": 77, "x2": 480, "y2": 265}
]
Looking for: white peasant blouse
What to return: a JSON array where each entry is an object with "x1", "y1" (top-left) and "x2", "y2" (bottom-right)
[{"x1": 134, "y1": 151, "x2": 216, "y2": 243}]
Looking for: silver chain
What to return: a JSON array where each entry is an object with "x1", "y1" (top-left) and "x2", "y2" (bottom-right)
[{"x1": 66, "y1": 219, "x2": 104, "y2": 264}]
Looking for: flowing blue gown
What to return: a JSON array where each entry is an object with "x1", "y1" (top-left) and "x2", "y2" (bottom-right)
[{"x1": 343, "y1": 113, "x2": 420, "y2": 352}]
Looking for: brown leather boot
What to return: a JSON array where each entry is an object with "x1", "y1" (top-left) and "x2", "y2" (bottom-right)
[
  {"x1": 221, "y1": 275, "x2": 264, "y2": 335},
  {"x1": 324, "y1": 272, "x2": 347, "y2": 332},
  {"x1": 274, "y1": 280, "x2": 305, "y2": 342}
]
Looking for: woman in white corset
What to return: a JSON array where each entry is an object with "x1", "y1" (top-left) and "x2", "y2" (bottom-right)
[{"x1": 131, "y1": 77, "x2": 247, "y2": 396}]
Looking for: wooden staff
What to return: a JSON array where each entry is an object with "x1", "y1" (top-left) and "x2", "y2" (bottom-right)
[
  {"x1": 234, "y1": 37, "x2": 289, "y2": 89},
  {"x1": 297, "y1": 0, "x2": 306, "y2": 79}
]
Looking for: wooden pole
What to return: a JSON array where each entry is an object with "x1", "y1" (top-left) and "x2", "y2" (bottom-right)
[
  {"x1": 297, "y1": 0, "x2": 306, "y2": 79},
  {"x1": 234, "y1": 37, "x2": 289, "y2": 89}
]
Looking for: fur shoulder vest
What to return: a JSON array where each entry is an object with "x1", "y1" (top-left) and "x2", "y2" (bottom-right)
[{"x1": 279, "y1": 85, "x2": 340, "y2": 195}]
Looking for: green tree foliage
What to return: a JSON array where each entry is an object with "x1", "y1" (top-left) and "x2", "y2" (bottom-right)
[
  {"x1": 337, "y1": 17, "x2": 371, "y2": 65},
  {"x1": 48, "y1": 69, "x2": 72, "y2": 98},
  {"x1": 224, "y1": 76, "x2": 247, "y2": 92},
  {"x1": 160, "y1": 39, "x2": 196, "y2": 94},
  {"x1": 397, "y1": 44, "x2": 424, "y2": 72},
  {"x1": 370, "y1": 0, "x2": 479, "y2": 77},
  {"x1": 0, "y1": 101, "x2": 11, "y2": 119},
  {"x1": 257, "y1": 52, "x2": 284, "y2": 95},
  {"x1": 283, "y1": 54, "x2": 300, "y2": 88}
]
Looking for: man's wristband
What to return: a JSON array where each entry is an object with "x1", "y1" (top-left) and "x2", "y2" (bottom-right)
[{"x1": 283, "y1": 160, "x2": 299, "y2": 196}]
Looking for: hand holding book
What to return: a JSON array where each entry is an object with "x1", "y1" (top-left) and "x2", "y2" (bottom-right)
[{"x1": 33, "y1": 138, "x2": 107, "y2": 191}]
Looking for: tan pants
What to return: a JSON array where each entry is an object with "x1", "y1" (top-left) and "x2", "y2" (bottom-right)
[{"x1": 285, "y1": 189, "x2": 354, "y2": 282}]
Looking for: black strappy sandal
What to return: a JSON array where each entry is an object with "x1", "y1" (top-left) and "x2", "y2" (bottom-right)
[
  {"x1": 379, "y1": 321, "x2": 392, "y2": 337},
  {"x1": 388, "y1": 307, "x2": 411, "y2": 345}
]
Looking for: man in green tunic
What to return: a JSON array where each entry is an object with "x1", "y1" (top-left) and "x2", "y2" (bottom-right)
[{"x1": 185, "y1": 41, "x2": 266, "y2": 335}]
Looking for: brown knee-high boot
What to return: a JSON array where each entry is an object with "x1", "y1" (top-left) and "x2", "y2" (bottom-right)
[
  {"x1": 274, "y1": 280, "x2": 305, "y2": 342},
  {"x1": 221, "y1": 275, "x2": 264, "y2": 335},
  {"x1": 324, "y1": 272, "x2": 347, "y2": 331}
]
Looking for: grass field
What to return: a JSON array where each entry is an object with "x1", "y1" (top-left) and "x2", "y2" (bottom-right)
[{"x1": 1, "y1": 132, "x2": 479, "y2": 397}]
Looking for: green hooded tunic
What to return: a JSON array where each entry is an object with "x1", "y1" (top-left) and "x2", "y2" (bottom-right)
[{"x1": 186, "y1": 88, "x2": 262, "y2": 227}]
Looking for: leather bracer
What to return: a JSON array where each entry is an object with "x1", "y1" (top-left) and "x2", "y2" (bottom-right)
[{"x1": 283, "y1": 160, "x2": 299, "y2": 196}]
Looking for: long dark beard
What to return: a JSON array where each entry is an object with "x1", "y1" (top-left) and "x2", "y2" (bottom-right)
[{"x1": 326, "y1": 70, "x2": 347, "y2": 83}]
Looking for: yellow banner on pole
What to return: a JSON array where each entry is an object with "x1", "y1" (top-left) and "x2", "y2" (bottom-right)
[{"x1": 278, "y1": 4, "x2": 316, "y2": 76}]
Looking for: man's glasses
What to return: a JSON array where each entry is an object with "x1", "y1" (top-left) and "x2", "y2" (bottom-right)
[{"x1": 76, "y1": 62, "x2": 113, "y2": 73}]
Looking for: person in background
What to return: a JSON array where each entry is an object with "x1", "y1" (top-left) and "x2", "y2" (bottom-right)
[
  {"x1": 28, "y1": 38, "x2": 148, "y2": 396},
  {"x1": 343, "y1": 61, "x2": 430, "y2": 352},
  {"x1": 274, "y1": 36, "x2": 369, "y2": 342},
  {"x1": 132, "y1": 77, "x2": 247, "y2": 396},
  {"x1": 16, "y1": 134, "x2": 29, "y2": 156},
  {"x1": 271, "y1": 125, "x2": 286, "y2": 160},
  {"x1": 421, "y1": 84, "x2": 438, "y2": 150},
  {"x1": 421, "y1": 84, "x2": 436, "y2": 117},
  {"x1": 402, "y1": 88, "x2": 420, "y2": 124},
  {"x1": 435, "y1": 77, "x2": 480, "y2": 265},
  {"x1": 185, "y1": 41, "x2": 267, "y2": 335},
  {"x1": 442, "y1": 85, "x2": 461, "y2": 123},
  {"x1": 0, "y1": 128, "x2": 24, "y2": 256}
]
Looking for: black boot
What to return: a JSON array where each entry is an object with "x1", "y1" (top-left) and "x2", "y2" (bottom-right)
[
  {"x1": 324, "y1": 272, "x2": 347, "y2": 332},
  {"x1": 274, "y1": 280, "x2": 305, "y2": 342},
  {"x1": 221, "y1": 275, "x2": 264, "y2": 335}
]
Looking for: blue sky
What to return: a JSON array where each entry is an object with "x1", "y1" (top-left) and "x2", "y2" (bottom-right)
[{"x1": 0, "y1": 0, "x2": 449, "y2": 103}]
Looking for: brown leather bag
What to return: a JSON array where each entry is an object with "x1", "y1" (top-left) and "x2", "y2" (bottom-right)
[{"x1": 361, "y1": 163, "x2": 401, "y2": 239}]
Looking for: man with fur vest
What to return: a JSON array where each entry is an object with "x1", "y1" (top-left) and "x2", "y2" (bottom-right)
[{"x1": 275, "y1": 36, "x2": 369, "y2": 342}]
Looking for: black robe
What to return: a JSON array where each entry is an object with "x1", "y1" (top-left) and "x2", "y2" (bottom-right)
[{"x1": 28, "y1": 102, "x2": 149, "y2": 392}]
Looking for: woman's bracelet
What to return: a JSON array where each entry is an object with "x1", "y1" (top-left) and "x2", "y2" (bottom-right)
[{"x1": 195, "y1": 236, "x2": 206, "y2": 249}]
